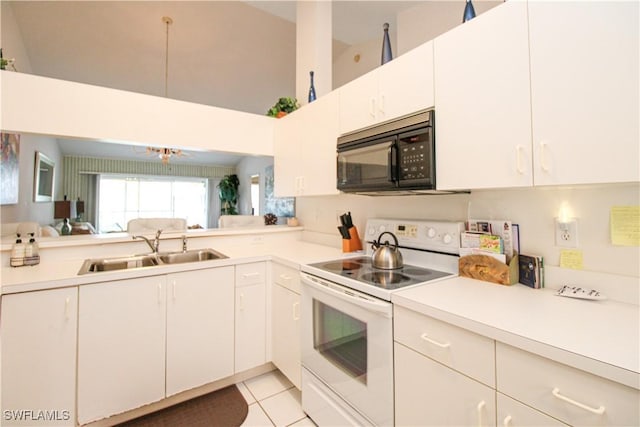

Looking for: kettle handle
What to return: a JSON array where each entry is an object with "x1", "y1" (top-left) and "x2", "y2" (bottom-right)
[{"x1": 377, "y1": 231, "x2": 399, "y2": 249}]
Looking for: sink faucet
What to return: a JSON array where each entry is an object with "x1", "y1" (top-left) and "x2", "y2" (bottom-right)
[{"x1": 132, "y1": 229, "x2": 163, "y2": 253}]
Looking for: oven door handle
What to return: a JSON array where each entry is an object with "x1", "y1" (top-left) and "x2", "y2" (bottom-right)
[{"x1": 301, "y1": 273, "x2": 392, "y2": 318}]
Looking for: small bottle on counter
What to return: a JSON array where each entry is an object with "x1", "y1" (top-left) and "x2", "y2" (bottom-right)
[
  {"x1": 10, "y1": 233, "x2": 25, "y2": 267},
  {"x1": 24, "y1": 233, "x2": 40, "y2": 266}
]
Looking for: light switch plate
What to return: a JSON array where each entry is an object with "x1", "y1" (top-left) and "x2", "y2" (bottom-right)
[{"x1": 555, "y1": 218, "x2": 578, "y2": 248}]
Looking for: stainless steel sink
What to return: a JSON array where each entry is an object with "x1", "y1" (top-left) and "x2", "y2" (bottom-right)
[
  {"x1": 78, "y1": 248, "x2": 227, "y2": 275},
  {"x1": 78, "y1": 254, "x2": 160, "y2": 274},
  {"x1": 157, "y1": 248, "x2": 227, "y2": 264}
]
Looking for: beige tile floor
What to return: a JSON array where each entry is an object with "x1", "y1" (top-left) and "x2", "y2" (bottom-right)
[{"x1": 237, "y1": 370, "x2": 315, "y2": 427}]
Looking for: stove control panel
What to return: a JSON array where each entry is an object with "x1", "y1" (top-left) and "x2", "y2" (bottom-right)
[{"x1": 366, "y1": 219, "x2": 464, "y2": 255}]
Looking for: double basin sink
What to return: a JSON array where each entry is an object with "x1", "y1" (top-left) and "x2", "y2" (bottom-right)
[{"x1": 78, "y1": 248, "x2": 228, "y2": 275}]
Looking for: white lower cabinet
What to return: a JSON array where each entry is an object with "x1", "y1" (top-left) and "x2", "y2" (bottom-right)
[
  {"x1": 166, "y1": 267, "x2": 234, "y2": 396},
  {"x1": 1, "y1": 287, "x2": 78, "y2": 427},
  {"x1": 78, "y1": 267, "x2": 236, "y2": 424},
  {"x1": 496, "y1": 342, "x2": 640, "y2": 427},
  {"x1": 394, "y1": 342, "x2": 496, "y2": 427},
  {"x1": 497, "y1": 393, "x2": 567, "y2": 427},
  {"x1": 78, "y1": 276, "x2": 167, "y2": 425},
  {"x1": 235, "y1": 262, "x2": 267, "y2": 372},
  {"x1": 271, "y1": 262, "x2": 301, "y2": 389}
]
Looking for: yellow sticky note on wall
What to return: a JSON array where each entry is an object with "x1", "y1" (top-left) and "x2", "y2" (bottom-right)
[
  {"x1": 610, "y1": 206, "x2": 640, "y2": 246},
  {"x1": 560, "y1": 249, "x2": 583, "y2": 270}
]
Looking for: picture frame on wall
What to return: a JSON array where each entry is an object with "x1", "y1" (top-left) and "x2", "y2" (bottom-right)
[
  {"x1": 33, "y1": 151, "x2": 55, "y2": 202},
  {"x1": 1, "y1": 133, "x2": 20, "y2": 205}
]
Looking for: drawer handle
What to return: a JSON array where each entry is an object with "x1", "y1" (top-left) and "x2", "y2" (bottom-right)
[
  {"x1": 476, "y1": 400, "x2": 486, "y2": 427},
  {"x1": 279, "y1": 274, "x2": 291, "y2": 281},
  {"x1": 551, "y1": 387, "x2": 606, "y2": 415},
  {"x1": 420, "y1": 333, "x2": 451, "y2": 348},
  {"x1": 242, "y1": 272, "x2": 260, "y2": 278},
  {"x1": 502, "y1": 415, "x2": 512, "y2": 426}
]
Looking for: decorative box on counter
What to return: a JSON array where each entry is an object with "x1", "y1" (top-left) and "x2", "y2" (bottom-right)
[{"x1": 458, "y1": 253, "x2": 519, "y2": 286}]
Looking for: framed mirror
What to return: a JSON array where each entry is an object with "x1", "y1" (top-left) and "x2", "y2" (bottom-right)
[{"x1": 34, "y1": 151, "x2": 55, "y2": 202}]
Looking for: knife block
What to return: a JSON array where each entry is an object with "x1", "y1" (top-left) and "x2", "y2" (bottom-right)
[{"x1": 342, "y1": 227, "x2": 363, "y2": 253}]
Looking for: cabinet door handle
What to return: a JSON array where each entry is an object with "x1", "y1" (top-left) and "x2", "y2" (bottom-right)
[
  {"x1": 157, "y1": 283, "x2": 162, "y2": 304},
  {"x1": 476, "y1": 400, "x2": 486, "y2": 427},
  {"x1": 64, "y1": 296, "x2": 71, "y2": 320},
  {"x1": 551, "y1": 387, "x2": 605, "y2": 415},
  {"x1": 379, "y1": 94, "x2": 386, "y2": 115},
  {"x1": 369, "y1": 97, "x2": 376, "y2": 118},
  {"x1": 540, "y1": 141, "x2": 551, "y2": 172},
  {"x1": 239, "y1": 293, "x2": 244, "y2": 311},
  {"x1": 516, "y1": 145, "x2": 526, "y2": 174},
  {"x1": 292, "y1": 301, "x2": 300, "y2": 321},
  {"x1": 420, "y1": 333, "x2": 451, "y2": 348},
  {"x1": 172, "y1": 280, "x2": 177, "y2": 300},
  {"x1": 502, "y1": 415, "x2": 512, "y2": 426}
]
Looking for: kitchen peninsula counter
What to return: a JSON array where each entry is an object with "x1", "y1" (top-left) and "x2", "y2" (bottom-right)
[{"x1": 0, "y1": 226, "x2": 347, "y2": 295}]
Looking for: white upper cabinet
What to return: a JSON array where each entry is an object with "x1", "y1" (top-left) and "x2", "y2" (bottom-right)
[
  {"x1": 528, "y1": 0, "x2": 639, "y2": 185},
  {"x1": 339, "y1": 41, "x2": 434, "y2": 135},
  {"x1": 274, "y1": 91, "x2": 340, "y2": 197},
  {"x1": 434, "y1": 0, "x2": 533, "y2": 191},
  {"x1": 435, "y1": 0, "x2": 639, "y2": 190}
]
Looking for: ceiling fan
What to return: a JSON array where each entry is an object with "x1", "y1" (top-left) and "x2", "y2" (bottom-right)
[{"x1": 146, "y1": 146, "x2": 185, "y2": 164}]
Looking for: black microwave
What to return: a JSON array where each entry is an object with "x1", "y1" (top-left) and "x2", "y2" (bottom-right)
[{"x1": 337, "y1": 110, "x2": 435, "y2": 193}]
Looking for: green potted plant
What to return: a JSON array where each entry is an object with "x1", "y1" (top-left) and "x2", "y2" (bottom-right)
[
  {"x1": 218, "y1": 174, "x2": 240, "y2": 215},
  {"x1": 267, "y1": 97, "x2": 299, "y2": 118}
]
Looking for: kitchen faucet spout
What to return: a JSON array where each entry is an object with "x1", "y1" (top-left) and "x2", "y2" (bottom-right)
[{"x1": 132, "y1": 229, "x2": 163, "y2": 253}]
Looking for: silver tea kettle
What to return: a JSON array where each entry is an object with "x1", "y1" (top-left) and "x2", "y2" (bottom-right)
[{"x1": 371, "y1": 231, "x2": 404, "y2": 269}]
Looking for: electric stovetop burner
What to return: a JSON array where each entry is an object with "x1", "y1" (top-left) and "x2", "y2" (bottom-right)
[{"x1": 308, "y1": 256, "x2": 452, "y2": 290}]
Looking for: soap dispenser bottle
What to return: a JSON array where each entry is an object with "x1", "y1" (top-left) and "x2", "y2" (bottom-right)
[
  {"x1": 10, "y1": 233, "x2": 25, "y2": 267},
  {"x1": 25, "y1": 233, "x2": 40, "y2": 266}
]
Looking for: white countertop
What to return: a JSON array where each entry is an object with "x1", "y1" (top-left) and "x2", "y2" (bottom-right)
[
  {"x1": 0, "y1": 229, "x2": 346, "y2": 294},
  {"x1": 392, "y1": 276, "x2": 640, "y2": 389}
]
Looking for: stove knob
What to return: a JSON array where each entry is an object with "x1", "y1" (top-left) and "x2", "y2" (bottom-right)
[
  {"x1": 368, "y1": 227, "x2": 376, "y2": 236},
  {"x1": 443, "y1": 233, "x2": 453, "y2": 244},
  {"x1": 379, "y1": 225, "x2": 386, "y2": 233},
  {"x1": 426, "y1": 227, "x2": 436, "y2": 238}
]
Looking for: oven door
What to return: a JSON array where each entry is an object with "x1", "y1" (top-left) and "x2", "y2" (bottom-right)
[
  {"x1": 337, "y1": 138, "x2": 397, "y2": 192},
  {"x1": 300, "y1": 272, "x2": 393, "y2": 426}
]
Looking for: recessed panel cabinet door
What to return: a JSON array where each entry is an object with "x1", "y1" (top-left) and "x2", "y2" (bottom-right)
[
  {"x1": 166, "y1": 267, "x2": 234, "y2": 396},
  {"x1": 528, "y1": 1, "x2": 639, "y2": 185},
  {"x1": 434, "y1": 1, "x2": 533, "y2": 190},
  {"x1": 78, "y1": 277, "x2": 166, "y2": 425},
  {"x1": 1, "y1": 288, "x2": 78, "y2": 427}
]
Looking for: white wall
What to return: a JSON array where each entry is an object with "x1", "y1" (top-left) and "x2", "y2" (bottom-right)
[
  {"x1": 235, "y1": 156, "x2": 274, "y2": 217},
  {"x1": 397, "y1": 0, "x2": 502, "y2": 54},
  {"x1": 296, "y1": 183, "x2": 640, "y2": 278},
  {"x1": 0, "y1": 134, "x2": 62, "y2": 226},
  {"x1": 0, "y1": 1, "x2": 33, "y2": 73}
]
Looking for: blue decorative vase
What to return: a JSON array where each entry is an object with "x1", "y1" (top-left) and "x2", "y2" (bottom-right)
[
  {"x1": 463, "y1": 0, "x2": 476, "y2": 22},
  {"x1": 308, "y1": 71, "x2": 317, "y2": 103},
  {"x1": 381, "y1": 23, "x2": 393, "y2": 65}
]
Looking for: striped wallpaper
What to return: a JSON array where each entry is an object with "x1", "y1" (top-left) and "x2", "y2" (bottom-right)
[{"x1": 62, "y1": 156, "x2": 236, "y2": 224}]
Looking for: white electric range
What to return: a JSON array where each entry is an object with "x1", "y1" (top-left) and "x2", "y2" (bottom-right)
[{"x1": 300, "y1": 218, "x2": 464, "y2": 426}]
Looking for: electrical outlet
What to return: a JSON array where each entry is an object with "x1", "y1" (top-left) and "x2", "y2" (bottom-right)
[{"x1": 555, "y1": 218, "x2": 578, "y2": 248}]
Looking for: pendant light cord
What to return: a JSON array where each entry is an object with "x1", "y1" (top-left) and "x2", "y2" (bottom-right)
[{"x1": 162, "y1": 16, "x2": 173, "y2": 98}]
